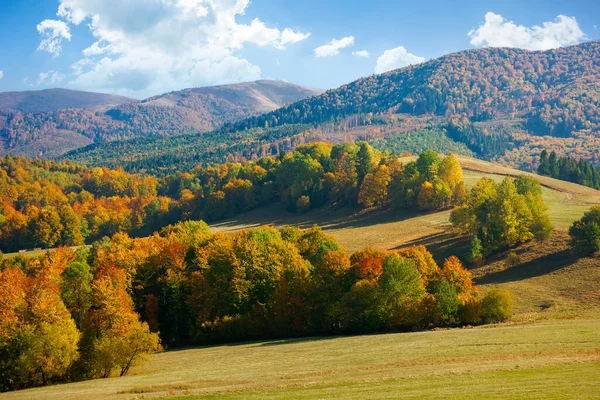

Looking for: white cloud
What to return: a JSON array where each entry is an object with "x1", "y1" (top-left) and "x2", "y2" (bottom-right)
[
  {"x1": 37, "y1": 19, "x2": 71, "y2": 57},
  {"x1": 314, "y1": 36, "x2": 355, "y2": 58},
  {"x1": 352, "y1": 50, "x2": 370, "y2": 58},
  {"x1": 38, "y1": 70, "x2": 65, "y2": 86},
  {"x1": 281, "y1": 28, "x2": 311, "y2": 48},
  {"x1": 0, "y1": 71, "x2": 3, "y2": 81},
  {"x1": 39, "y1": 0, "x2": 311, "y2": 98},
  {"x1": 375, "y1": 46, "x2": 425, "y2": 74},
  {"x1": 468, "y1": 12, "x2": 585, "y2": 51}
]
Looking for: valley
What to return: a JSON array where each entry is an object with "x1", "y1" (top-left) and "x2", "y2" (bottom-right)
[{"x1": 1, "y1": 15, "x2": 599, "y2": 398}]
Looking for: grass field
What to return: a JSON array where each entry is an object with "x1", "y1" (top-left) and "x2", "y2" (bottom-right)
[
  {"x1": 3, "y1": 157, "x2": 600, "y2": 399},
  {"x1": 212, "y1": 156, "x2": 600, "y2": 253},
  {"x1": 4, "y1": 319, "x2": 599, "y2": 400}
]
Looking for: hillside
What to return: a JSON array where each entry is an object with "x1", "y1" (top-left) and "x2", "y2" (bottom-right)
[
  {"x1": 4, "y1": 320, "x2": 599, "y2": 399},
  {"x1": 2, "y1": 155, "x2": 599, "y2": 399},
  {"x1": 212, "y1": 155, "x2": 600, "y2": 244},
  {"x1": 0, "y1": 81, "x2": 322, "y2": 158},
  {"x1": 0, "y1": 88, "x2": 134, "y2": 113},
  {"x1": 210, "y1": 155, "x2": 600, "y2": 317},
  {"x1": 64, "y1": 41, "x2": 600, "y2": 174}
]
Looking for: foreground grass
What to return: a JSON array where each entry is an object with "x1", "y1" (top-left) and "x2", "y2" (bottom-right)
[{"x1": 4, "y1": 319, "x2": 599, "y2": 400}]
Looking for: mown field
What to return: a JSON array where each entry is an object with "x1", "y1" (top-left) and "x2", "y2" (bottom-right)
[
  {"x1": 4, "y1": 319, "x2": 599, "y2": 400},
  {"x1": 3, "y1": 156, "x2": 600, "y2": 399}
]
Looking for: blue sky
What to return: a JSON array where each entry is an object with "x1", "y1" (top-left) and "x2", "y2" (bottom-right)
[{"x1": 0, "y1": 0, "x2": 598, "y2": 98}]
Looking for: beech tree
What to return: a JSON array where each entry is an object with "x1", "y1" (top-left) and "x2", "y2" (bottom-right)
[
  {"x1": 358, "y1": 165, "x2": 391, "y2": 208},
  {"x1": 451, "y1": 176, "x2": 553, "y2": 259}
]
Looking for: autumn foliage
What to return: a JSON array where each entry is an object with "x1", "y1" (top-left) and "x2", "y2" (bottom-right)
[{"x1": 0, "y1": 143, "x2": 466, "y2": 254}]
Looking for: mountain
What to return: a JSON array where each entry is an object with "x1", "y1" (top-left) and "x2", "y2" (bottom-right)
[
  {"x1": 0, "y1": 80, "x2": 323, "y2": 158},
  {"x1": 0, "y1": 88, "x2": 134, "y2": 113},
  {"x1": 64, "y1": 41, "x2": 600, "y2": 174}
]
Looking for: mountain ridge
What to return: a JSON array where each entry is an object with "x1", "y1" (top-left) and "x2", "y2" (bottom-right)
[
  {"x1": 0, "y1": 88, "x2": 135, "y2": 113},
  {"x1": 0, "y1": 80, "x2": 323, "y2": 157},
  {"x1": 64, "y1": 41, "x2": 600, "y2": 173}
]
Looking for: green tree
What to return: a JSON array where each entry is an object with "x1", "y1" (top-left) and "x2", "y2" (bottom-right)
[
  {"x1": 356, "y1": 142, "x2": 376, "y2": 183},
  {"x1": 378, "y1": 255, "x2": 425, "y2": 328},
  {"x1": 569, "y1": 206, "x2": 600, "y2": 254},
  {"x1": 482, "y1": 287, "x2": 513, "y2": 322},
  {"x1": 58, "y1": 205, "x2": 84, "y2": 246},
  {"x1": 61, "y1": 261, "x2": 93, "y2": 328},
  {"x1": 416, "y1": 150, "x2": 441, "y2": 182}
]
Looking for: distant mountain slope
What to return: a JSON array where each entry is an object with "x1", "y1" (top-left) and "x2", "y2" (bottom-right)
[
  {"x1": 0, "y1": 80, "x2": 323, "y2": 158},
  {"x1": 0, "y1": 88, "x2": 134, "y2": 113},
  {"x1": 65, "y1": 41, "x2": 600, "y2": 172},
  {"x1": 143, "y1": 80, "x2": 322, "y2": 115},
  {"x1": 225, "y1": 41, "x2": 600, "y2": 138}
]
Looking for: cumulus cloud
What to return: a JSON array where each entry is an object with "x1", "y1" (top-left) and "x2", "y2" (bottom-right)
[
  {"x1": 39, "y1": 0, "x2": 311, "y2": 98},
  {"x1": 314, "y1": 36, "x2": 355, "y2": 58},
  {"x1": 0, "y1": 71, "x2": 3, "y2": 81},
  {"x1": 375, "y1": 46, "x2": 425, "y2": 74},
  {"x1": 280, "y1": 28, "x2": 311, "y2": 48},
  {"x1": 37, "y1": 19, "x2": 71, "y2": 57},
  {"x1": 468, "y1": 12, "x2": 585, "y2": 51},
  {"x1": 352, "y1": 50, "x2": 370, "y2": 58},
  {"x1": 38, "y1": 70, "x2": 65, "y2": 86}
]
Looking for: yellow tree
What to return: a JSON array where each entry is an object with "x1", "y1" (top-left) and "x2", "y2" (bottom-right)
[
  {"x1": 16, "y1": 250, "x2": 81, "y2": 387},
  {"x1": 417, "y1": 181, "x2": 435, "y2": 209},
  {"x1": 358, "y1": 165, "x2": 391, "y2": 208},
  {"x1": 84, "y1": 265, "x2": 160, "y2": 378},
  {"x1": 439, "y1": 153, "x2": 464, "y2": 204},
  {"x1": 438, "y1": 153, "x2": 463, "y2": 190}
]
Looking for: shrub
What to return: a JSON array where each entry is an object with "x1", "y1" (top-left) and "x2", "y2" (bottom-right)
[
  {"x1": 505, "y1": 252, "x2": 521, "y2": 267},
  {"x1": 467, "y1": 236, "x2": 484, "y2": 265},
  {"x1": 295, "y1": 196, "x2": 311, "y2": 213},
  {"x1": 569, "y1": 206, "x2": 600, "y2": 254},
  {"x1": 482, "y1": 288, "x2": 513, "y2": 322}
]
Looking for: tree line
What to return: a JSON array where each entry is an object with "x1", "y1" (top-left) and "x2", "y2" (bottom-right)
[
  {"x1": 0, "y1": 142, "x2": 466, "y2": 254},
  {"x1": 538, "y1": 150, "x2": 600, "y2": 190},
  {"x1": 0, "y1": 221, "x2": 512, "y2": 391}
]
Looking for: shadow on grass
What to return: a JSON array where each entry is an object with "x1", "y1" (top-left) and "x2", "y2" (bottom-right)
[
  {"x1": 394, "y1": 231, "x2": 471, "y2": 265},
  {"x1": 475, "y1": 249, "x2": 577, "y2": 285},
  {"x1": 257, "y1": 335, "x2": 340, "y2": 347},
  {"x1": 211, "y1": 204, "x2": 429, "y2": 233}
]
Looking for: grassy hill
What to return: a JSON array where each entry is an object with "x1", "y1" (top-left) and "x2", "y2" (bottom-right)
[
  {"x1": 211, "y1": 156, "x2": 600, "y2": 247},
  {"x1": 2, "y1": 157, "x2": 599, "y2": 399},
  {"x1": 209, "y1": 156, "x2": 600, "y2": 319},
  {"x1": 4, "y1": 319, "x2": 599, "y2": 400}
]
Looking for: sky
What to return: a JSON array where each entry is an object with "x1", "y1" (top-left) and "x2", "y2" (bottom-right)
[{"x1": 0, "y1": 0, "x2": 598, "y2": 99}]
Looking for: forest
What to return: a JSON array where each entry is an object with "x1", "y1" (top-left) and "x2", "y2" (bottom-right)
[
  {"x1": 223, "y1": 43, "x2": 600, "y2": 137},
  {"x1": 0, "y1": 142, "x2": 466, "y2": 254},
  {"x1": 0, "y1": 220, "x2": 512, "y2": 392}
]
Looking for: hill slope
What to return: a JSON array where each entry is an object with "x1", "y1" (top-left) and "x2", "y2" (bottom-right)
[
  {"x1": 65, "y1": 41, "x2": 600, "y2": 173},
  {"x1": 4, "y1": 320, "x2": 599, "y2": 399},
  {"x1": 0, "y1": 81, "x2": 322, "y2": 158},
  {"x1": 0, "y1": 88, "x2": 134, "y2": 113},
  {"x1": 209, "y1": 155, "x2": 600, "y2": 318}
]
